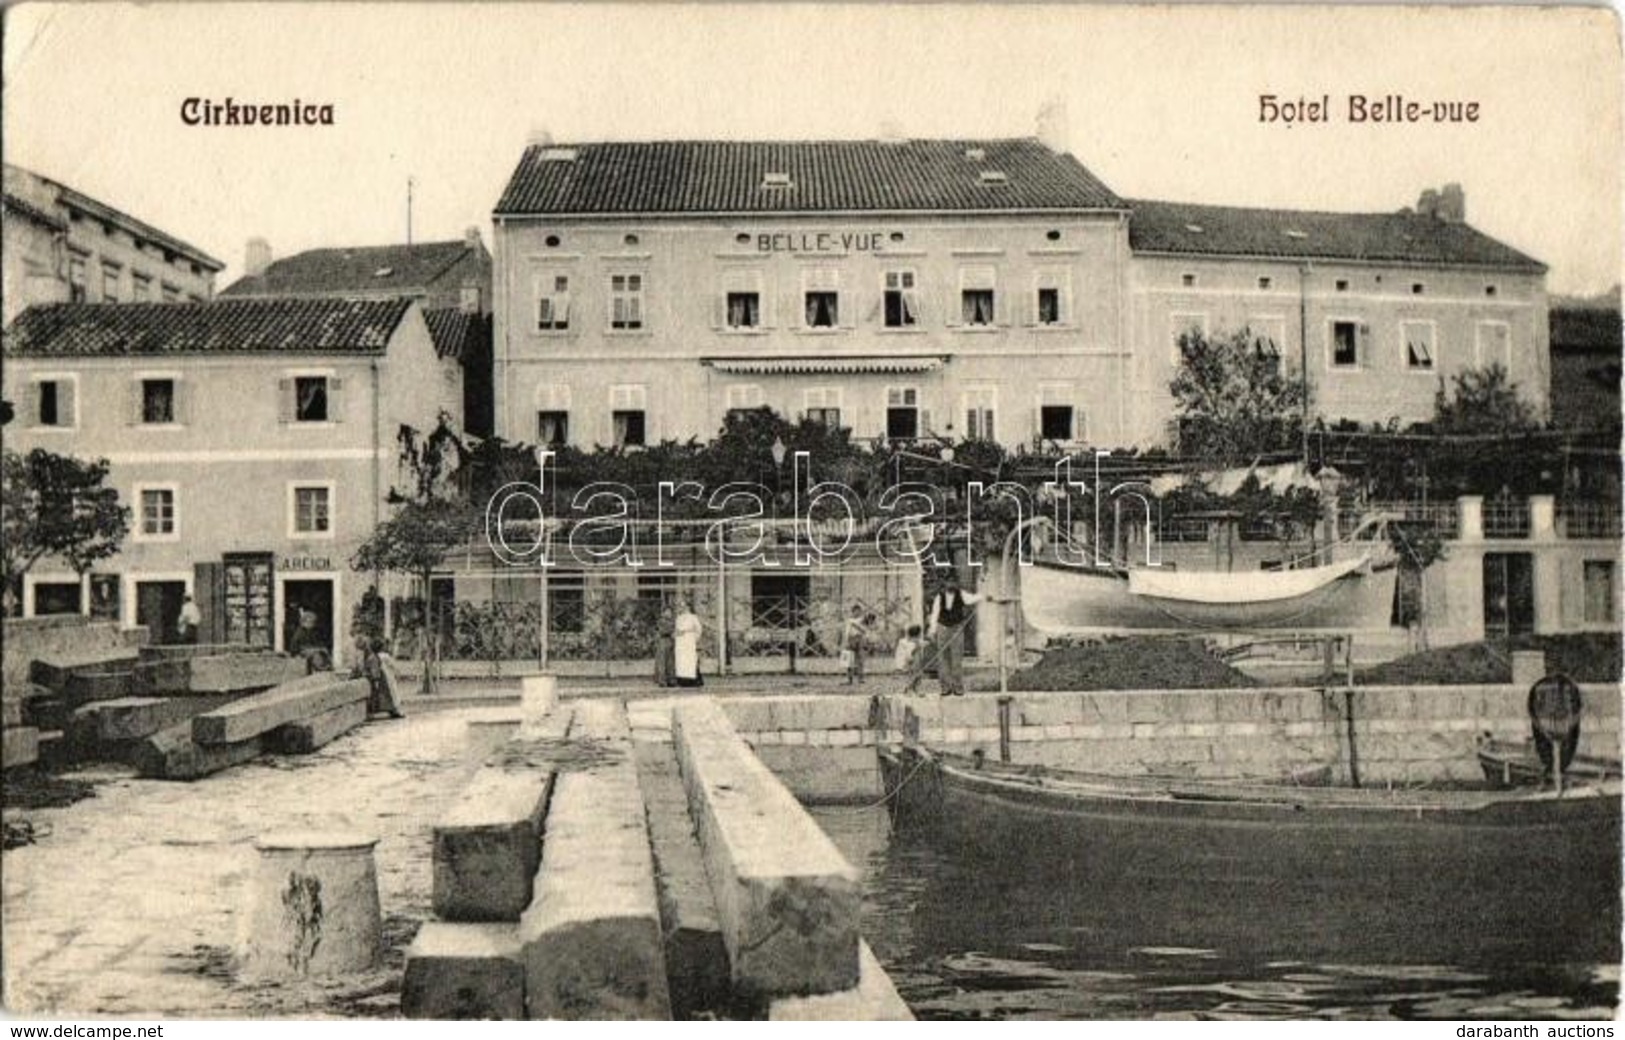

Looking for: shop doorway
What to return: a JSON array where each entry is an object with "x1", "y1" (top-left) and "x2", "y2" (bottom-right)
[
  {"x1": 282, "y1": 579, "x2": 336, "y2": 660},
  {"x1": 135, "y1": 580, "x2": 188, "y2": 644},
  {"x1": 1483, "y1": 552, "x2": 1535, "y2": 638}
]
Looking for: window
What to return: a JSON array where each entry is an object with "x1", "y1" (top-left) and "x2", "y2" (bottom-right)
[
  {"x1": 804, "y1": 388, "x2": 843, "y2": 428},
  {"x1": 1584, "y1": 561, "x2": 1616, "y2": 624},
  {"x1": 963, "y1": 387, "x2": 996, "y2": 442},
  {"x1": 1034, "y1": 269, "x2": 1069, "y2": 326},
  {"x1": 720, "y1": 269, "x2": 765, "y2": 330},
  {"x1": 803, "y1": 268, "x2": 840, "y2": 328},
  {"x1": 1181, "y1": 273, "x2": 1197, "y2": 288},
  {"x1": 293, "y1": 376, "x2": 330, "y2": 422},
  {"x1": 548, "y1": 571, "x2": 586, "y2": 633},
  {"x1": 883, "y1": 270, "x2": 920, "y2": 328},
  {"x1": 610, "y1": 385, "x2": 647, "y2": 448},
  {"x1": 535, "y1": 385, "x2": 571, "y2": 445},
  {"x1": 34, "y1": 378, "x2": 74, "y2": 428},
  {"x1": 1249, "y1": 316, "x2": 1287, "y2": 374},
  {"x1": 1335, "y1": 279, "x2": 1349, "y2": 292},
  {"x1": 1476, "y1": 322, "x2": 1511, "y2": 370},
  {"x1": 960, "y1": 266, "x2": 996, "y2": 326},
  {"x1": 1411, "y1": 283, "x2": 1425, "y2": 295},
  {"x1": 101, "y1": 263, "x2": 121, "y2": 302},
  {"x1": 132, "y1": 273, "x2": 152, "y2": 302},
  {"x1": 536, "y1": 273, "x2": 571, "y2": 331},
  {"x1": 138, "y1": 486, "x2": 177, "y2": 539},
  {"x1": 1258, "y1": 276, "x2": 1273, "y2": 290},
  {"x1": 725, "y1": 384, "x2": 764, "y2": 421},
  {"x1": 609, "y1": 273, "x2": 644, "y2": 330},
  {"x1": 1402, "y1": 321, "x2": 1435, "y2": 370},
  {"x1": 1037, "y1": 384, "x2": 1078, "y2": 443},
  {"x1": 537, "y1": 411, "x2": 569, "y2": 446},
  {"x1": 161, "y1": 283, "x2": 181, "y2": 303},
  {"x1": 291, "y1": 485, "x2": 332, "y2": 536},
  {"x1": 68, "y1": 255, "x2": 87, "y2": 302},
  {"x1": 886, "y1": 387, "x2": 920, "y2": 440},
  {"x1": 141, "y1": 378, "x2": 176, "y2": 423},
  {"x1": 1330, "y1": 320, "x2": 1360, "y2": 368}
]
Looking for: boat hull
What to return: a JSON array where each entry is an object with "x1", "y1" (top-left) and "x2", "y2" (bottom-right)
[
  {"x1": 879, "y1": 745, "x2": 1623, "y2": 965},
  {"x1": 1020, "y1": 558, "x2": 1400, "y2": 634},
  {"x1": 1477, "y1": 736, "x2": 1623, "y2": 790}
]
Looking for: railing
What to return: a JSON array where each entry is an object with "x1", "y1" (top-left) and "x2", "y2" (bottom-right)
[
  {"x1": 1338, "y1": 500, "x2": 1460, "y2": 540},
  {"x1": 1558, "y1": 500, "x2": 1622, "y2": 540},
  {"x1": 1481, "y1": 496, "x2": 1531, "y2": 539}
]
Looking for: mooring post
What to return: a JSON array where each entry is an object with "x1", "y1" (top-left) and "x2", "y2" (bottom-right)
[
  {"x1": 997, "y1": 695, "x2": 1013, "y2": 764},
  {"x1": 242, "y1": 832, "x2": 382, "y2": 980}
]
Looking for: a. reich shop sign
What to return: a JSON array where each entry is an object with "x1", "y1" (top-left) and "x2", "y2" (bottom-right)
[{"x1": 754, "y1": 231, "x2": 888, "y2": 254}]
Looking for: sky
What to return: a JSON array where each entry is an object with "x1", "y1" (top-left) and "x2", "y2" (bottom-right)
[{"x1": 3, "y1": 3, "x2": 1619, "y2": 295}]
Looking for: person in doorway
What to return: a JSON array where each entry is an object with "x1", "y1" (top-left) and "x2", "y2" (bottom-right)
[
  {"x1": 291, "y1": 608, "x2": 331, "y2": 672},
  {"x1": 673, "y1": 598, "x2": 703, "y2": 688},
  {"x1": 353, "y1": 635, "x2": 403, "y2": 719},
  {"x1": 654, "y1": 605, "x2": 676, "y2": 688},
  {"x1": 928, "y1": 572, "x2": 981, "y2": 696},
  {"x1": 176, "y1": 595, "x2": 202, "y2": 645}
]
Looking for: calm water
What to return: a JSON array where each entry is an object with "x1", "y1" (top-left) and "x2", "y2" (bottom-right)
[{"x1": 809, "y1": 805, "x2": 1621, "y2": 1021}]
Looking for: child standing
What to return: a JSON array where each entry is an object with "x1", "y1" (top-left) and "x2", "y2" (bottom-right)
[{"x1": 894, "y1": 624, "x2": 923, "y2": 693}]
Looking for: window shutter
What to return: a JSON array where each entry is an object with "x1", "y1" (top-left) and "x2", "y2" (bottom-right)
[
  {"x1": 712, "y1": 292, "x2": 726, "y2": 330},
  {"x1": 919, "y1": 407, "x2": 933, "y2": 438},
  {"x1": 328, "y1": 377, "x2": 345, "y2": 422},
  {"x1": 174, "y1": 379, "x2": 191, "y2": 425},
  {"x1": 864, "y1": 289, "x2": 883, "y2": 326},
  {"x1": 277, "y1": 378, "x2": 294, "y2": 423},
  {"x1": 60, "y1": 380, "x2": 77, "y2": 429},
  {"x1": 761, "y1": 277, "x2": 776, "y2": 329},
  {"x1": 944, "y1": 286, "x2": 961, "y2": 328},
  {"x1": 127, "y1": 379, "x2": 142, "y2": 425}
]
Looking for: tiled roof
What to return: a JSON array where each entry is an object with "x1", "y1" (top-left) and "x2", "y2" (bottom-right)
[
  {"x1": 1128, "y1": 199, "x2": 1545, "y2": 272},
  {"x1": 53, "y1": 184, "x2": 226, "y2": 272},
  {"x1": 3, "y1": 192, "x2": 66, "y2": 231},
  {"x1": 4, "y1": 298, "x2": 413, "y2": 357},
  {"x1": 494, "y1": 139, "x2": 1125, "y2": 215},
  {"x1": 423, "y1": 308, "x2": 491, "y2": 363},
  {"x1": 221, "y1": 240, "x2": 477, "y2": 298}
]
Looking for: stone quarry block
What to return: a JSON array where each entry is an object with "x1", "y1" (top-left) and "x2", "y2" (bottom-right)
[
  {"x1": 139, "y1": 642, "x2": 266, "y2": 662},
  {"x1": 768, "y1": 942, "x2": 913, "y2": 1021},
  {"x1": 264, "y1": 699, "x2": 367, "y2": 754},
  {"x1": 520, "y1": 700, "x2": 669, "y2": 1020},
  {"x1": 90, "y1": 694, "x2": 242, "y2": 742},
  {"x1": 132, "y1": 719, "x2": 264, "y2": 780},
  {"x1": 191, "y1": 676, "x2": 367, "y2": 745},
  {"x1": 433, "y1": 767, "x2": 555, "y2": 922},
  {"x1": 29, "y1": 648, "x2": 139, "y2": 692},
  {"x1": 63, "y1": 669, "x2": 135, "y2": 705},
  {"x1": 131, "y1": 657, "x2": 193, "y2": 696},
  {"x1": 632, "y1": 739, "x2": 729, "y2": 1018},
  {"x1": 186, "y1": 654, "x2": 309, "y2": 694},
  {"x1": 2, "y1": 726, "x2": 41, "y2": 770},
  {"x1": 401, "y1": 922, "x2": 525, "y2": 1020},
  {"x1": 673, "y1": 698, "x2": 860, "y2": 1000}
]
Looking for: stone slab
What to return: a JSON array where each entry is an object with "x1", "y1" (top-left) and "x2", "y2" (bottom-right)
[
  {"x1": 191, "y1": 676, "x2": 367, "y2": 745},
  {"x1": 520, "y1": 700, "x2": 670, "y2": 1020},
  {"x1": 768, "y1": 942, "x2": 913, "y2": 1021},
  {"x1": 186, "y1": 654, "x2": 309, "y2": 694},
  {"x1": 673, "y1": 698, "x2": 860, "y2": 1000},
  {"x1": 2, "y1": 726, "x2": 41, "y2": 770},
  {"x1": 63, "y1": 670, "x2": 135, "y2": 706},
  {"x1": 401, "y1": 922, "x2": 525, "y2": 1020},
  {"x1": 433, "y1": 767, "x2": 555, "y2": 922},
  {"x1": 632, "y1": 738, "x2": 729, "y2": 1018},
  {"x1": 264, "y1": 699, "x2": 368, "y2": 754},
  {"x1": 138, "y1": 642, "x2": 266, "y2": 662},
  {"x1": 132, "y1": 719, "x2": 265, "y2": 780},
  {"x1": 21, "y1": 694, "x2": 72, "y2": 732},
  {"x1": 29, "y1": 648, "x2": 140, "y2": 692},
  {"x1": 91, "y1": 694, "x2": 242, "y2": 742}
]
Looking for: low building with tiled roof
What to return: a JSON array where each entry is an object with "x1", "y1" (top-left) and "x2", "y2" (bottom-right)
[
  {"x1": 3, "y1": 163, "x2": 223, "y2": 324},
  {"x1": 424, "y1": 307, "x2": 494, "y2": 435},
  {"x1": 2, "y1": 297, "x2": 460, "y2": 662},
  {"x1": 490, "y1": 137, "x2": 1548, "y2": 449},
  {"x1": 221, "y1": 230, "x2": 492, "y2": 316}
]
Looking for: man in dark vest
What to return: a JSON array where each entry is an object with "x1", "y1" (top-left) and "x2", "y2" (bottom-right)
[{"x1": 927, "y1": 572, "x2": 981, "y2": 696}]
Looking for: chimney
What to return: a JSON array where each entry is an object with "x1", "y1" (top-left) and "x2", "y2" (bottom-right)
[
  {"x1": 1036, "y1": 97, "x2": 1070, "y2": 153},
  {"x1": 1416, "y1": 188, "x2": 1440, "y2": 219},
  {"x1": 463, "y1": 225, "x2": 483, "y2": 251},
  {"x1": 244, "y1": 237, "x2": 272, "y2": 279},
  {"x1": 1437, "y1": 183, "x2": 1466, "y2": 224}
]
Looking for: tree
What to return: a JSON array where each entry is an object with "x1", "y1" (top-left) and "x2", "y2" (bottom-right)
[
  {"x1": 1169, "y1": 327, "x2": 1309, "y2": 465},
  {"x1": 1431, "y1": 363, "x2": 1540, "y2": 436},
  {"x1": 350, "y1": 497, "x2": 478, "y2": 692},
  {"x1": 1, "y1": 448, "x2": 131, "y2": 616}
]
